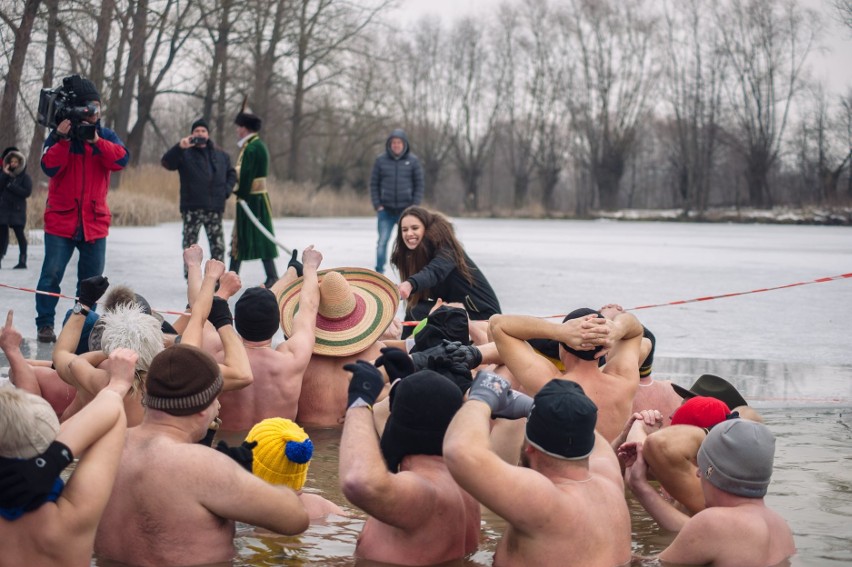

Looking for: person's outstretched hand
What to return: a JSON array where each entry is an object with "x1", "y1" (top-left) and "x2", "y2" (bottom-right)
[
  {"x1": 344, "y1": 360, "x2": 384, "y2": 409},
  {"x1": 216, "y1": 271, "x2": 242, "y2": 299},
  {"x1": 302, "y1": 245, "x2": 322, "y2": 271},
  {"x1": 183, "y1": 244, "x2": 203, "y2": 268},
  {"x1": 78, "y1": 275, "x2": 109, "y2": 307},
  {"x1": 375, "y1": 347, "x2": 415, "y2": 381},
  {"x1": 287, "y1": 250, "x2": 303, "y2": 277},
  {"x1": 0, "y1": 310, "x2": 22, "y2": 353}
]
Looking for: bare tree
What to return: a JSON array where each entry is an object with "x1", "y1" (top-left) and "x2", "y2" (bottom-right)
[
  {"x1": 26, "y1": 0, "x2": 59, "y2": 188},
  {"x1": 714, "y1": 0, "x2": 819, "y2": 208},
  {"x1": 0, "y1": 0, "x2": 42, "y2": 150},
  {"x1": 660, "y1": 0, "x2": 725, "y2": 215},
  {"x1": 448, "y1": 17, "x2": 506, "y2": 212},
  {"x1": 562, "y1": 0, "x2": 659, "y2": 211},
  {"x1": 833, "y1": 0, "x2": 852, "y2": 32}
]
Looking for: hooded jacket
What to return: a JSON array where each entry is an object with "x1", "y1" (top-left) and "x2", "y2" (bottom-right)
[
  {"x1": 161, "y1": 140, "x2": 236, "y2": 213},
  {"x1": 370, "y1": 129, "x2": 424, "y2": 212},
  {"x1": 0, "y1": 149, "x2": 32, "y2": 227},
  {"x1": 40, "y1": 124, "x2": 129, "y2": 241}
]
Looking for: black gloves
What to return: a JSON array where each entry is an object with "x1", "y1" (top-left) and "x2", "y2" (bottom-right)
[
  {"x1": 215, "y1": 440, "x2": 257, "y2": 473},
  {"x1": 287, "y1": 250, "x2": 303, "y2": 277},
  {"x1": 442, "y1": 340, "x2": 483, "y2": 369},
  {"x1": 207, "y1": 297, "x2": 233, "y2": 330},
  {"x1": 344, "y1": 360, "x2": 385, "y2": 409},
  {"x1": 78, "y1": 275, "x2": 109, "y2": 307},
  {"x1": 410, "y1": 340, "x2": 482, "y2": 371},
  {"x1": 375, "y1": 347, "x2": 415, "y2": 381},
  {"x1": 0, "y1": 441, "x2": 74, "y2": 509},
  {"x1": 426, "y1": 355, "x2": 473, "y2": 394}
]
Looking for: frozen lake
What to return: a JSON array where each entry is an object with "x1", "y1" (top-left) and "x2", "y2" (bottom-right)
[{"x1": 2, "y1": 217, "x2": 852, "y2": 566}]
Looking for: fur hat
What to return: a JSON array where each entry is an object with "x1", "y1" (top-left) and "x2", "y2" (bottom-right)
[
  {"x1": 234, "y1": 112, "x2": 262, "y2": 132},
  {"x1": 697, "y1": 419, "x2": 775, "y2": 498},
  {"x1": 526, "y1": 379, "x2": 597, "y2": 460},
  {"x1": 245, "y1": 418, "x2": 314, "y2": 490},
  {"x1": 380, "y1": 370, "x2": 463, "y2": 472},
  {"x1": 99, "y1": 304, "x2": 164, "y2": 373},
  {"x1": 235, "y1": 287, "x2": 280, "y2": 342},
  {"x1": 0, "y1": 388, "x2": 59, "y2": 459},
  {"x1": 143, "y1": 344, "x2": 223, "y2": 416}
]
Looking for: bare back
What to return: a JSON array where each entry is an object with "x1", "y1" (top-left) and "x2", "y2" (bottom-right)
[
  {"x1": 94, "y1": 429, "x2": 237, "y2": 566},
  {"x1": 495, "y1": 475, "x2": 631, "y2": 567},
  {"x1": 298, "y1": 343, "x2": 383, "y2": 427},
  {"x1": 355, "y1": 456, "x2": 480, "y2": 565},
  {"x1": 632, "y1": 378, "x2": 683, "y2": 425},
  {"x1": 567, "y1": 368, "x2": 638, "y2": 443},
  {"x1": 1, "y1": 504, "x2": 94, "y2": 567},
  {"x1": 218, "y1": 347, "x2": 302, "y2": 431}
]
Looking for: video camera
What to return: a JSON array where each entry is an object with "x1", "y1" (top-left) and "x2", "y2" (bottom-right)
[{"x1": 37, "y1": 75, "x2": 99, "y2": 141}]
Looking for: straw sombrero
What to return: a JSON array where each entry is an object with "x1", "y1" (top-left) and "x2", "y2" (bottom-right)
[{"x1": 278, "y1": 267, "x2": 399, "y2": 357}]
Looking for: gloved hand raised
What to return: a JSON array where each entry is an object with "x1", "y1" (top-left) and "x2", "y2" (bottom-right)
[
  {"x1": 426, "y1": 355, "x2": 473, "y2": 394},
  {"x1": 215, "y1": 440, "x2": 257, "y2": 473},
  {"x1": 0, "y1": 441, "x2": 74, "y2": 509},
  {"x1": 375, "y1": 347, "x2": 415, "y2": 381},
  {"x1": 207, "y1": 297, "x2": 233, "y2": 330},
  {"x1": 442, "y1": 340, "x2": 483, "y2": 369},
  {"x1": 467, "y1": 370, "x2": 533, "y2": 420},
  {"x1": 344, "y1": 360, "x2": 385, "y2": 409},
  {"x1": 78, "y1": 275, "x2": 109, "y2": 307},
  {"x1": 287, "y1": 250, "x2": 303, "y2": 277}
]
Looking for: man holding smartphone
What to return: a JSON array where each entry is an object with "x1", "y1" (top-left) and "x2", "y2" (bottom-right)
[{"x1": 161, "y1": 118, "x2": 236, "y2": 277}]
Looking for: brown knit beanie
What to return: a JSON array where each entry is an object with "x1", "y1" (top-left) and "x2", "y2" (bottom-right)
[{"x1": 143, "y1": 344, "x2": 223, "y2": 416}]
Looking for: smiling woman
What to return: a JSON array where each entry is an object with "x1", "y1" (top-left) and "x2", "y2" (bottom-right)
[{"x1": 390, "y1": 206, "x2": 501, "y2": 334}]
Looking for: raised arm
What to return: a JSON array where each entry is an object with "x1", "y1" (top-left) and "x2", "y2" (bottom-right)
[
  {"x1": 275, "y1": 246, "x2": 322, "y2": 369},
  {"x1": 642, "y1": 425, "x2": 707, "y2": 515},
  {"x1": 57, "y1": 348, "x2": 137, "y2": 533},
  {"x1": 0, "y1": 311, "x2": 40, "y2": 396},
  {"x1": 624, "y1": 444, "x2": 692, "y2": 533},
  {"x1": 598, "y1": 306, "x2": 643, "y2": 381}
]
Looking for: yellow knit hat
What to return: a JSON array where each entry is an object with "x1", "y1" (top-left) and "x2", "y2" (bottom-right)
[{"x1": 245, "y1": 418, "x2": 313, "y2": 490}]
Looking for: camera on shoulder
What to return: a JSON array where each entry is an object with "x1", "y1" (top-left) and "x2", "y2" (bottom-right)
[{"x1": 37, "y1": 75, "x2": 99, "y2": 141}]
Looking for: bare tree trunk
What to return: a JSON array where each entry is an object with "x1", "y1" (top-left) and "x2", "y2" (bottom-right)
[
  {"x1": 27, "y1": 0, "x2": 59, "y2": 189},
  {"x1": 0, "y1": 0, "x2": 42, "y2": 150},
  {"x1": 90, "y1": 0, "x2": 116, "y2": 93},
  {"x1": 114, "y1": 0, "x2": 148, "y2": 143}
]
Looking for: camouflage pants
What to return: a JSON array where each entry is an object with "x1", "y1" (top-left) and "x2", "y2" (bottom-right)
[{"x1": 182, "y1": 210, "x2": 225, "y2": 277}]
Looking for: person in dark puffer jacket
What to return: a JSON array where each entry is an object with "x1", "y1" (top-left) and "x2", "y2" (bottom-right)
[
  {"x1": 161, "y1": 118, "x2": 236, "y2": 277},
  {"x1": 369, "y1": 129, "x2": 424, "y2": 274}
]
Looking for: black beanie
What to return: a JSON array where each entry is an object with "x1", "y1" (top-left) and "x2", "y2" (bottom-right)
[
  {"x1": 70, "y1": 76, "x2": 100, "y2": 104},
  {"x1": 191, "y1": 118, "x2": 209, "y2": 132},
  {"x1": 235, "y1": 287, "x2": 280, "y2": 341}
]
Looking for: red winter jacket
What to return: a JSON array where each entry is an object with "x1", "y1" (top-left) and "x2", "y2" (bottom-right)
[{"x1": 40, "y1": 125, "x2": 129, "y2": 241}]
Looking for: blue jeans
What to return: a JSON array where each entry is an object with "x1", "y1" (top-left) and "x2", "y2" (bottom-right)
[
  {"x1": 35, "y1": 234, "x2": 106, "y2": 328},
  {"x1": 375, "y1": 208, "x2": 401, "y2": 273}
]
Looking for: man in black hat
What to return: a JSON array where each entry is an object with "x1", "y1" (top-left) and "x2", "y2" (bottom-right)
[
  {"x1": 36, "y1": 75, "x2": 129, "y2": 343},
  {"x1": 339, "y1": 364, "x2": 480, "y2": 565},
  {"x1": 161, "y1": 118, "x2": 236, "y2": 276},
  {"x1": 444, "y1": 374, "x2": 632, "y2": 566},
  {"x1": 231, "y1": 111, "x2": 279, "y2": 288}
]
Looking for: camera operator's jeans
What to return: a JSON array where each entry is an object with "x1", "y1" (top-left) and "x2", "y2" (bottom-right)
[
  {"x1": 375, "y1": 208, "x2": 401, "y2": 273},
  {"x1": 35, "y1": 234, "x2": 106, "y2": 328}
]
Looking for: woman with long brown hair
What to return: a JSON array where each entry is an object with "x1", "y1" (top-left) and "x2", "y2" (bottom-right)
[{"x1": 390, "y1": 206, "x2": 501, "y2": 329}]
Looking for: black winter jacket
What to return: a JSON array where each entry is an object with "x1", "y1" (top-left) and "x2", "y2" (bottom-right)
[
  {"x1": 161, "y1": 141, "x2": 236, "y2": 213},
  {"x1": 370, "y1": 129, "x2": 424, "y2": 213},
  {"x1": 406, "y1": 250, "x2": 502, "y2": 321},
  {"x1": 0, "y1": 150, "x2": 33, "y2": 227}
]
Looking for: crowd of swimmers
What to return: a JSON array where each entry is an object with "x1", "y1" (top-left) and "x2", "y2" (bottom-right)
[{"x1": 0, "y1": 207, "x2": 795, "y2": 567}]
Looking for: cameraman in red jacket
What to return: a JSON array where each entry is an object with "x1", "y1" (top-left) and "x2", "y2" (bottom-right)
[{"x1": 35, "y1": 75, "x2": 129, "y2": 343}]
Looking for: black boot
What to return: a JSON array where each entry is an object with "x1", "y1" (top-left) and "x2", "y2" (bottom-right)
[
  {"x1": 13, "y1": 253, "x2": 26, "y2": 269},
  {"x1": 262, "y1": 259, "x2": 279, "y2": 289},
  {"x1": 229, "y1": 259, "x2": 241, "y2": 274}
]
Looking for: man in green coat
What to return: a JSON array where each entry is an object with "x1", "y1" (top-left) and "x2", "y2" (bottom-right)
[{"x1": 231, "y1": 111, "x2": 279, "y2": 288}]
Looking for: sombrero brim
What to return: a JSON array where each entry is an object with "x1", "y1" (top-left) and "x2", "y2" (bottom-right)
[{"x1": 278, "y1": 267, "x2": 399, "y2": 357}]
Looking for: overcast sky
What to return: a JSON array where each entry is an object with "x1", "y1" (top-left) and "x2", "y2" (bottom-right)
[{"x1": 390, "y1": 0, "x2": 852, "y2": 96}]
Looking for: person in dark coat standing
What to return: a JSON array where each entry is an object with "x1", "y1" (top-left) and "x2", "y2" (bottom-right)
[
  {"x1": 0, "y1": 147, "x2": 33, "y2": 269},
  {"x1": 370, "y1": 129, "x2": 424, "y2": 274},
  {"x1": 161, "y1": 118, "x2": 236, "y2": 277}
]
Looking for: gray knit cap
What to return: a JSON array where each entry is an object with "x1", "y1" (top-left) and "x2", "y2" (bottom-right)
[{"x1": 697, "y1": 419, "x2": 775, "y2": 498}]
